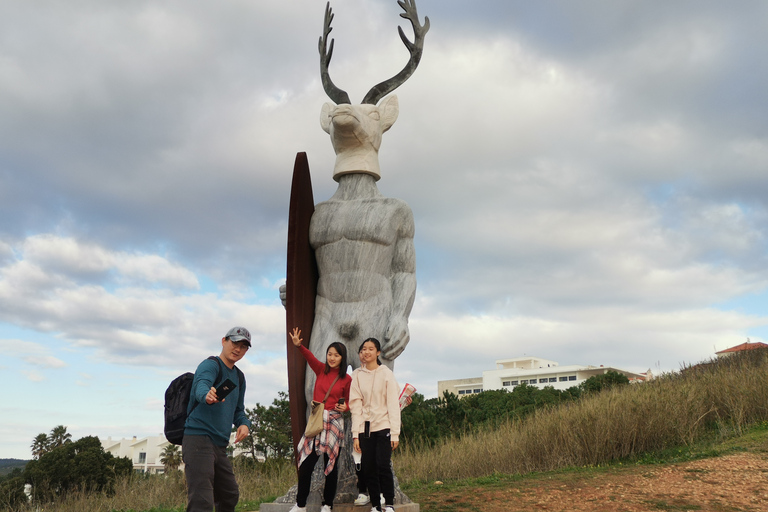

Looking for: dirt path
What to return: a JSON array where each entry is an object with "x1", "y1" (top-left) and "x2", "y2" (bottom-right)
[{"x1": 407, "y1": 451, "x2": 768, "y2": 511}]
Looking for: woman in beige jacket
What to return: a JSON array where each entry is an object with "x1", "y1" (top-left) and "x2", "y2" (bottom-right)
[{"x1": 350, "y1": 338, "x2": 401, "y2": 512}]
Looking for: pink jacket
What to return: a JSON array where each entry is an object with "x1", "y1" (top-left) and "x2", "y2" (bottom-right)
[{"x1": 349, "y1": 364, "x2": 401, "y2": 442}]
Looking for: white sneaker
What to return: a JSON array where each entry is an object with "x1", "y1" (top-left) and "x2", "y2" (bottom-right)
[
  {"x1": 385, "y1": 506, "x2": 395, "y2": 512},
  {"x1": 355, "y1": 494, "x2": 370, "y2": 505},
  {"x1": 320, "y1": 506, "x2": 332, "y2": 512},
  {"x1": 288, "y1": 506, "x2": 306, "y2": 512}
]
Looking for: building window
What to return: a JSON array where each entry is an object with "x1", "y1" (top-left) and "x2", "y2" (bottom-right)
[
  {"x1": 568, "y1": 375, "x2": 576, "y2": 381},
  {"x1": 559, "y1": 376, "x2": 567, "y2": 382},
  {"x1": 549, "y1": 377, "x2": 557, "y2": 382},
  {"x1": 458, "y1": 390, "x2": 466, "y2": 395},
  {"x1": 520, "y1": 379, "x2": 528, "y2": 384},
  {"x1": 539, "y1": 378, "x2": 547, "y2": 383},
  {"x1": 138, "y1": 453, "x2": 146, "y2": 464},
  {"x1": 473, "y1": 389, "x2": 483, "y2": 394},
  {"x1": 503, "y1": 381, "x2": 511, "y2": 386},
  {"x1": 510, "y1": 380, "x2": 518, "y2": 386}
]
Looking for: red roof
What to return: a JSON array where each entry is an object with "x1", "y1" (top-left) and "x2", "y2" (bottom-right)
[{"x1": 715, "y1": 341, "x2": 768, "y2": 355}]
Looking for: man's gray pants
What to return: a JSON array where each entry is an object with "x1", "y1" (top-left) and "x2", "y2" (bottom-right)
[{"x1": 182, "y1": 435, "x2": 239, "y2": 512}]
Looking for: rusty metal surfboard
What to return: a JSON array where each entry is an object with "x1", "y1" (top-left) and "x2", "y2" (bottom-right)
[{"x1": 285, "y1": 152, "x2": 318, "y2": 468}]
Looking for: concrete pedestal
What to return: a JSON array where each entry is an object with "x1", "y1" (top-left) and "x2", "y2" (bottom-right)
[{"x1": 259, "y1": 503, "x2": 419, "y2": 512}]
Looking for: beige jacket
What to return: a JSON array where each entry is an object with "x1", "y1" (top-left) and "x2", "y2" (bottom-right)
[{"x1": 349, "y1": 364, "x2": 401, "y2": 442}]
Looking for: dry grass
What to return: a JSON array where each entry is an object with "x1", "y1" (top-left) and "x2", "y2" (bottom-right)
[
  {"x1": 394, "y1": 349, "x2": 768, "y2": 482},
  {"x1": 11, "y1": 461, "x2": 296, "y2": 512},
  {"x1": 14, "y1": 349, "x2": 768, "y2": 511}
]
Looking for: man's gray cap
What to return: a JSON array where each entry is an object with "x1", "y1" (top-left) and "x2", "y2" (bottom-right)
[{"x1": 225, "y1": 326, "x2": 251, "y2": 347}]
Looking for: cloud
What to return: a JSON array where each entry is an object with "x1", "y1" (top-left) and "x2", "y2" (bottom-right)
[
  {"x1": 1, "y1": 0, "x2": 768, "y2": 460},
  {"x1": 0, "y1": 234, "x2": 283, "y2": 368}
]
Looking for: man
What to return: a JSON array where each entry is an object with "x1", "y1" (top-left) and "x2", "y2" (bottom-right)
[{"x1": 183, "y1": 326, "x2": 252, "y2": 512}]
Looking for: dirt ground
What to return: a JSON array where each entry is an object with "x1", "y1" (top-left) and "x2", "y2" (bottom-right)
[{"x1": 408, "y1": 451, "x2": 768, "y2": 512}]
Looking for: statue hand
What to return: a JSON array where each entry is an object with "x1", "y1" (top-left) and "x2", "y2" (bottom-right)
[
  {"x1": 279, "y1": 283, "x2": 287, "y2": 308},
  {"x1": 382, "y1": 316, "x2": 410, "y2": 359}
]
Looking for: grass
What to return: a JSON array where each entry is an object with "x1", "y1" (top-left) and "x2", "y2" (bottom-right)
[
  {"x1": 12, "y1": 348, "x2": 768, "y2": 512},
  {"x1": 393, "y1": 349, "x2": 768, "y2": 482}
]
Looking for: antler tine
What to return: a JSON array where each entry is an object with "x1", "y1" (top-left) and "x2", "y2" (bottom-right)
[
  {"x1": 319, "y1": 2, "x2": 351, "y2": 105},
  {"x1": 362, "y1": 0, "x2": 430, "y2": 105}
]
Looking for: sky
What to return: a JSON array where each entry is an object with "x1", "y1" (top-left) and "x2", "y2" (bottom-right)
[{"x1": 1, "y1": 0, "x2": 767, "y2": 460}]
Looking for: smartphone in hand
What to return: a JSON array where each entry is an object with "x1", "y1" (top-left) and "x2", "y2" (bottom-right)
[{"x1": 216, "y1": 379, "x2": 237, "y2": 401}]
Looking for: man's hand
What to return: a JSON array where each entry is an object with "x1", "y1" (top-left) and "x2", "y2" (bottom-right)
[
  {"x1": 205, "y1": 386, "x2": 219, "y2": 404},
  {"x1": 234, "y1": 424, "x2": 249, "y2": 444},
  {"x1": 382, "y1": 316, "x2": 410, "y2": 359},
  {"x1": 354, "y1": 438, "x2": 361, "y2": 453}
]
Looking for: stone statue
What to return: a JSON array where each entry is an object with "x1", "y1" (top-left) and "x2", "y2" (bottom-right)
[
  {"x1": 272, "y1": 2, "x2": 428, "y2": 508},
  {"x1": 292, "y1": 0, "x2": 428, "y2": 399}
]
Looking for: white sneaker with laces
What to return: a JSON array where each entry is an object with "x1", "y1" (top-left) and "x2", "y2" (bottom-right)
[
  {"x1": 288, "y1": 506, "x2": 306, "y2": 512},
  {"x1": 355, "y1": 494, "x2": 370, "y2": 505},
  {"x1": 320, "y1": 505, "x2": 332, "y2": 512}
]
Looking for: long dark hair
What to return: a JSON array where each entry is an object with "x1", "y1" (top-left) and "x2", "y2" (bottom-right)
[
  {"x1": 359, "y1": 337, "x2": 382, "y2": 366},
  {"x1": 324, "y1": 342, "x2": 348, "y2": 377}
]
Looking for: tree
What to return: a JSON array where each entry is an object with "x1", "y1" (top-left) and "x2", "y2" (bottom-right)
[
  {"x1": 579, "y1": 371, "x2": 630, "y2": 394},
  {"x1": 160, "y1": 444, "x2": 182, "y2": 473},
  {"x1": 48, "y1": 425, "x2": 72, "y2": 450},
  {"x1": 24, "y1": 435, "x2": 132, "y2": 503},
  {"x1": 0, "y1": 474, "x2": 26, "y2": 510},
  {"x1": 31, "y1": 433, "x2": 50, "y2": 460},
  {"x1": 246, "y1": 391, "x2": 292, "y2": 460}
]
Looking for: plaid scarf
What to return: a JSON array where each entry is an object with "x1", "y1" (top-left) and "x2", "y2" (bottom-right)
[{"x1": 298, "y1": 410, "x2": 344, "y2": 475}]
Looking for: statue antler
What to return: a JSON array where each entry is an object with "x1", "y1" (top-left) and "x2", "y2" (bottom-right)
[
  {"x1": 362, "y1": 0, "x2": 430, "y2": 105},
  {"x1": 319, "y1": 2, "x2": 351, "y2": 105},
  {"x1": 318, "y1": 0, "x2": 429, "y2": 106}
]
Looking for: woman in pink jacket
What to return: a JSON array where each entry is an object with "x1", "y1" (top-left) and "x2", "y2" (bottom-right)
[{"x1": 350, "y1": 338, "x2": 401, "y2": 512}]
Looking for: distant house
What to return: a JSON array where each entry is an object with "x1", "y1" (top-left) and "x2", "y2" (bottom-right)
[
  {"x1": 438, "y1": 356, "x2": 650, "y2": 397},
  {"x1": 715, "y1": 340, "x2": 768, "y2": 357},
  {"x1": 101, "y1": 433, "x2": 257, "y2": 474},
  {"x1": 101, "y1": 435, "x2": 172, "y2": 474}
]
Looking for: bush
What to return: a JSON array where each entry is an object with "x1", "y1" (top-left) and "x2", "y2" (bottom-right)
[{"x1": 23, "y1": 436, "x2": 132, "y2": 503}]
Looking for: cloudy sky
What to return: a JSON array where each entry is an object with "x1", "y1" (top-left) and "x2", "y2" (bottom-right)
[{"x1": 2, "y1": 0, "x2": 767, "y2": 460}]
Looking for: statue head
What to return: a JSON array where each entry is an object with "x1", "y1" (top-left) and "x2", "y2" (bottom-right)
[
  {"x1": 318, "y1": 0, "x2": 429, "y2": 181},
  {"x1": 320, "y1": 97, "x2": 399, "y2": 181}
]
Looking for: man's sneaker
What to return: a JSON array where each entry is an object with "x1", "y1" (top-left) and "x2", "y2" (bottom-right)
[
  {"x1": 354, "y1": 494, "x2": 370, "y2": 505},
  {"x1": 370, "y1": 507, "x2": 381, "y2": 512},
  {"x1": 288, "y1": 506, "x2": 306, "y2": 512},
  {"x1": 385, "y1": 507, "x2": 395, "y2": 512},
  {"x1": 320, "y1": 506, "x2": 332, "y2": 512}
]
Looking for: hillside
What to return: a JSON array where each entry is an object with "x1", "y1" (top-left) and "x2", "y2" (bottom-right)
[
  {"x1": 402, "y1": 424, "x2": 768, "y2": 511},
  {"x1": 0, "y1": 458, "x2": 29, "y2": 476}
]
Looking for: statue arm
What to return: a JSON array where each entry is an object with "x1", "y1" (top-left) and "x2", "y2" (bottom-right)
[{"x1": 383, "y1": 208, "x2": 416, "y2": 360}]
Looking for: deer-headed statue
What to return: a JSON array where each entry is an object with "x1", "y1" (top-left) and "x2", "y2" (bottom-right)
[{"x1": 319, "y1": 0, "x2": 430, "y2": 181}]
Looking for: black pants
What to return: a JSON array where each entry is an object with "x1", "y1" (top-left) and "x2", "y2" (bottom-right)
[
  {"x1": 296, "y1": 451, "x2": 339, "y2": 507},
  {"x1": 359, "y1": 429, "x2": 394, "y2": 510},
  {"x1": 182, "y1": 435, "x2": 239, "y2": 512}
]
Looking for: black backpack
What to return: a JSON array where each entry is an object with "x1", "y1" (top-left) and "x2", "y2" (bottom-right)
[{"x1": 163, "y1": 356, "x2": 243, "y2": 445}]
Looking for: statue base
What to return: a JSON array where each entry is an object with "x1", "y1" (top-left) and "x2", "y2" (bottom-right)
[
  {"x1": 259, "y1": 503, "x2": 419, "y2": 512},
  {"x1": 260, "y1": 420, "x2": 417, "y2": 512}
]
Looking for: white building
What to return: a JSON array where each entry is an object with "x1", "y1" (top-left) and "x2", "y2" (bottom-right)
[
  {"x1": 101, "y1": 433, "x2": 255, "y2": 474},
  {"x1": 101, "y1": 435, "x2": 174, "y2": 474},
  {"x1": 438, "y1": 356, "x2": 651, "y2": 397}
]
